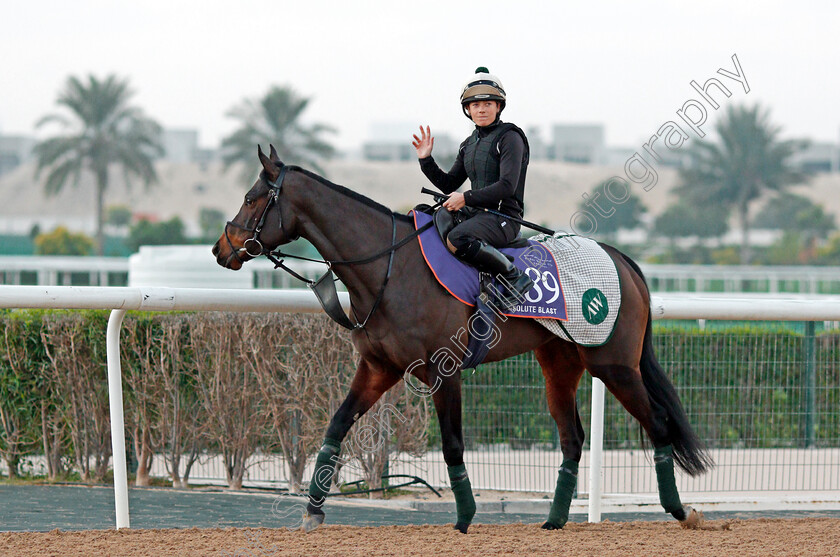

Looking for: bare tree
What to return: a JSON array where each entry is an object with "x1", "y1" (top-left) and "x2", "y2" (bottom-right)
[
  {"x1": 41, "y1": 314, "x2": 111, "y2": 481},
  {"x1": 38, "y1": 397, "x2": 66, "y2": 480},
  {"x1": 157, "y1": 315, "x2": 205, "y2": 488},
  {"x1": 188, "y1": 314, "x2": 270, "y2": 489},
  {"x1": 121, "y1": 316, "x2": 164, "y2": 486},
  {"x1": 341, "y1": 381, "x2": 430, "y2": 495},
  {"x1": 248, "y1": 314, "x2": 354, "y2": 492}
]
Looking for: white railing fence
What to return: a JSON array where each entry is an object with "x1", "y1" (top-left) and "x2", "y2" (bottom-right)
[
  {"x1": 2, "y1": 286, "x2": 840, "y2": 528},
  {"x1": 0, "y1": 286, "x2": 349, "y2": 529}
]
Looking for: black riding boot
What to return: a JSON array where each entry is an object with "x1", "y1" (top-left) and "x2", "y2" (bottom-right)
[{"x1": 463, "y1": 243, "x2": 534, "y2": 309}]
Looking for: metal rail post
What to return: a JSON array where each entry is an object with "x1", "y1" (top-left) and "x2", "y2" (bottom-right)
[
  {"x1": 588, "y1": 377, "x2": 605, "y2": 522},
  {"x1": 106, "y1": 309, "x2": 130, "y2": 529},
  {"x1": 804, "y1": 321, "x2": 817, "y2": 448}
]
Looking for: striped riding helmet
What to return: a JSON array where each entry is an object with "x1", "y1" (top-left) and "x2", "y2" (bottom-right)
[{"x1": 460, "y1": 66, "x2": 506, "y2": 118}]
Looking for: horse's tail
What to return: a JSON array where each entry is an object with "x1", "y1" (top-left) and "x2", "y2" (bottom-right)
[
  {"x1": 639, "y1": 310, "x2": 713, "y2": 476},
  {"x1": 621, "y1": 253, "x2": 714, "y2": 477}
]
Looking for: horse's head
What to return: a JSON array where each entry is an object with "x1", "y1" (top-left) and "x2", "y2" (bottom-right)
[{"x1": 212, "y1": 145, "x2": 301, "y2": 270}]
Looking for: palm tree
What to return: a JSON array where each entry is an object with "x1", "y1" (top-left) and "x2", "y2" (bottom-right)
[
  {"x1": 675, "y1": 104, "x2": 808, "y2": 263},
  {"x1": 222, "y1": 86, "x2": 336, "y2": 182},
  {"x1": 34, "y1": 74, "x2": 163, "y2": 255}
]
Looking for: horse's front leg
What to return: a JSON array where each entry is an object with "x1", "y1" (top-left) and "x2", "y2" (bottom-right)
[
  {"x1": 535, "y1": 341, "x2": 586, "y2": 530},
  {"x1": 431, "y1": 369, "x2": 476, "y2": 534},
  {"x1": 302, "y1": 359, "x2": 399, "y2": 532}
]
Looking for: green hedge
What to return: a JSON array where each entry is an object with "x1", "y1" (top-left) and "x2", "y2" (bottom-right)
[{"x1": 0, "y1": 311, "x2": 363, "y2": 483}]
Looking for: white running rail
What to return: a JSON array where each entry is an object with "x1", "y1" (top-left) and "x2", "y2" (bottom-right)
[{"x1": 3, "y1": 287, "x2": 840, "y2": 527}]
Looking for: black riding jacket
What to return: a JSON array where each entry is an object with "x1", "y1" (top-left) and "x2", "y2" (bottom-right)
[{"x1": 419, "y1": 120, "x2": 529, "y2": 219}]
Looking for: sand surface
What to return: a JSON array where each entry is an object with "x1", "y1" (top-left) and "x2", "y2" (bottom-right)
[{"x1": 2, "y1": 518, "x2": 839, "y2": 556}]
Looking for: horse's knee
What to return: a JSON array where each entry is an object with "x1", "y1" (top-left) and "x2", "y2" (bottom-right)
[
  {"x1": 555, "y1": 416, "x2": 584, "y2": 462},
  {"x1": 546, "y1": 392, "x2": 585, "y2": 462},
  {"x1": 441, "y1": 437, "x2": 465, "y2": 466},
  {"x1": 559, "y1": 440, "x2": 583, "y2": 464},
  {"x1": 324, "y1": 392, "x2": 361, "y2": 441},
  {"x1": 431, "y1": 378, "x2": 466, "y2": 466}
]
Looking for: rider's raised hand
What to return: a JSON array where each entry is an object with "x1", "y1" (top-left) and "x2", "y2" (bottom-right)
[{"x1": 411, "y1": 125, "x2": 434, "y2": 159}]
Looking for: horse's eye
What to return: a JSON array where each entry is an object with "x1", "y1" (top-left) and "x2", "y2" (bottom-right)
[{"x1": 244, "y1": 197, "x2": 253, "y2": 206}]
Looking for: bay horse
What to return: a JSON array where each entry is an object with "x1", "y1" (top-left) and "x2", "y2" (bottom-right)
[{"x1": 213, "y1": 145, "x2": 712, "y2": 533}]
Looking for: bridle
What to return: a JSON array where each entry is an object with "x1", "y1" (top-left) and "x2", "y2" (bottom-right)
[
  {"x1": 222, "y1": 165, "x2": 434, "y2": 330},
  {"x1": 224, "y1": 165, "x2": 295, "y2": 265}
]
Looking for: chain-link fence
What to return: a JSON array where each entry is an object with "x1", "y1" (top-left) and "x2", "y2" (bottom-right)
[
  {"x1": 5, "y1": 309, "x2": 836, "y2": 496},
  {"x1": 164, "y1": 321, "x2": 840, "y2": 496},
  {"x1": 405, "y1": 321, "x2": 840, "y2": 494}
]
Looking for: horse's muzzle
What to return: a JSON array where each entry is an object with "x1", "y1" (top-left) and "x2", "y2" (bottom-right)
[{"x1": 212, "y1": 239, "x2": 243, "y2": 270}]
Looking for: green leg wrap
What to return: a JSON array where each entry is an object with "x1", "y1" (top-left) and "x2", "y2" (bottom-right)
[
  {"x1": 307, "y1": 437, "x2": 341, "y2": 513},
  {"x1": 448, "y1": 464, "x2": 476, "y2": 530},
  {"x1": 654, "y1": 445, "x2": 684, "y2": 515},
  {"x1": 546, "y1": 459, "x2": 578, "y2": 528}
]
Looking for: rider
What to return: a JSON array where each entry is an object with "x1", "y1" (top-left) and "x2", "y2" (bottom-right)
[{"x1": 412, "y1": 66, "x2": 534, "y2": 308}]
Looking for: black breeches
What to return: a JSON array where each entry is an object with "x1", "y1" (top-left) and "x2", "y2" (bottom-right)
[{"x1": 447, "y1": 211, "x2": 519, "y2": 257}]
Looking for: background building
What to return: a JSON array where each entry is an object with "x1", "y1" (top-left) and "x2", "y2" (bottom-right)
[
  {"x1": 789, "y1": 141, "x2": 840, "y2": 173},
  {"x1": 0, "y1": 135, "x2": 35, "y2": 176},
  {"x1": 161, "y1": 129, "x2": 199, "y2": 163},
  {"x1": 552, "y1": 124, "x2": 605, "y2": 164},
  {"x1": 362, "y1": 122, "x2": 457, "y2": 162}
]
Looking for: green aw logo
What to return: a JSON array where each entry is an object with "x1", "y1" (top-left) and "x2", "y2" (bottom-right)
[{"x1": 581, "y1": 288, "x2": 609, "y2": 325}]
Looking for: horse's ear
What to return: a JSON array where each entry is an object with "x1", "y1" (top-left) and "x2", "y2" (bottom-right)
[
  {"x1": 257, "y1": 145, "x2": 281, "y2": 182},
  {"x1": 269, "y1": 144, "x2": 282, "y2": 164}
]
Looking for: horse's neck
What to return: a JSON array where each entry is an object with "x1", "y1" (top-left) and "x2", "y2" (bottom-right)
[{"x1": 293, "y1": 182, "x2": 406, "y2": 303}]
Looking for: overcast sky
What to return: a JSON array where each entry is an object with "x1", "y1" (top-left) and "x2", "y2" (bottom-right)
[{"x1": 1, "y1": 0, "x2": 837, "y2": 153}]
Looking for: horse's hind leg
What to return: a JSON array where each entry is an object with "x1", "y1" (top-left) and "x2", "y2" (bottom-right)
[
  {"x1": 585, "y1": 361, "x2": 694, "y2": 524},
  {"x1": 587, "y1": 247, "x2": 709, "y2": 527},
  {"x1": 303, "y1": 358, "x2": 400, "y2": 532},
  {"x1": 535, "y1": 340, "x2": 586, "y2": 530}
]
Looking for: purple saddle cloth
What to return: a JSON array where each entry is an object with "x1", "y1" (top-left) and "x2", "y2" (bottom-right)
[{"x1": 413, "y1": 211, "x2": 567, "y2": 320}]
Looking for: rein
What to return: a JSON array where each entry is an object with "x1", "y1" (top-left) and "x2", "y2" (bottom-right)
[{"x1": 225, "y1": 165, "x2": 434, "y2": 330}]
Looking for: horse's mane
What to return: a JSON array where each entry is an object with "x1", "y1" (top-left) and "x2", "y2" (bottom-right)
[{"x1": 291, "y1": 166, "x2": 415, "y2": 224}]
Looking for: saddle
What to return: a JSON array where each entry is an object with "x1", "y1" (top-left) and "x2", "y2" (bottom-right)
[
  {"x1": 432, "y1": 207, "x2": 530, "y2": 250},
  {"x1": 413, "y1": 207, "x2": 565, "y2": 370}
]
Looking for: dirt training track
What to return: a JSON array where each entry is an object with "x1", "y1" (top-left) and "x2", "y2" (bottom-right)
[{"x1": 2, "y1": 519, "x2": 839, "y2": 556}]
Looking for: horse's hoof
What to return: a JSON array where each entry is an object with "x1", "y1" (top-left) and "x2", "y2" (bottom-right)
[
  {"x1": 454, "y1": 521, "x2": 470, "y2": 534},
  {"x1": 678, "y1": 506, "x2": 704, "y2": 530},
  {"x1": 301, "y1": 511, "x2": 325, "y2": 533},
  {"x1": 541, "y1": 521, "x2": 562, "y2": 530}
]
